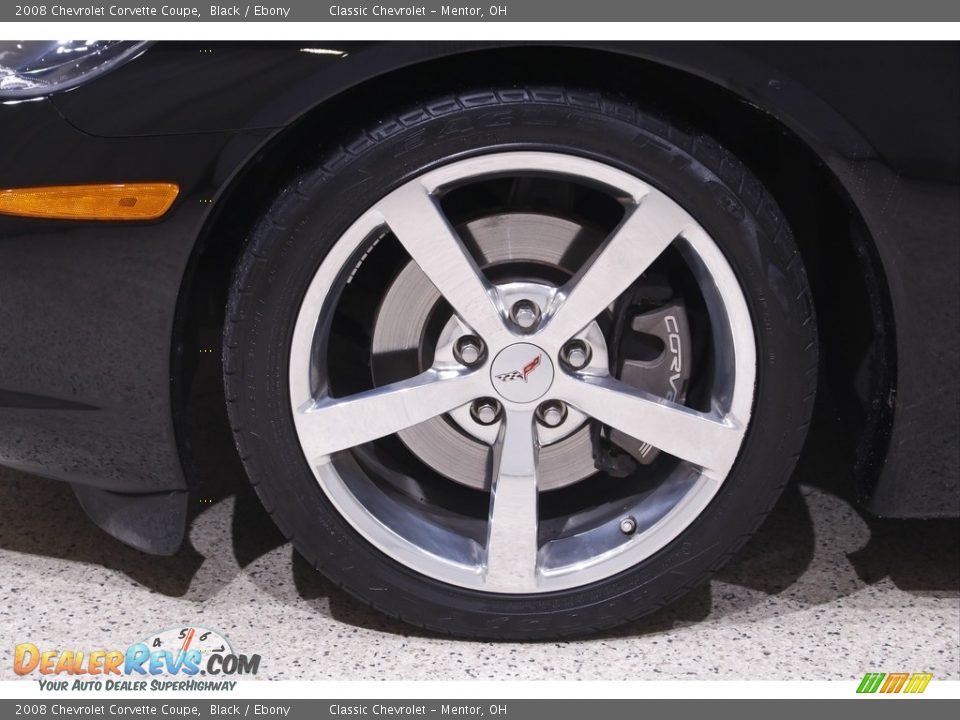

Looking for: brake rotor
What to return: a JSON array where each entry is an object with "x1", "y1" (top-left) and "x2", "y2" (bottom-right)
[{"x1": 371, "y1": 213, "x2": 600, "y2": 491}]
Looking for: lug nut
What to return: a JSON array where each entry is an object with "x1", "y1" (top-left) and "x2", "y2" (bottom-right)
[
  {"x1": 560, "y1": 340, "x2": 591, "y2": 370},
  {"x1": 510, "y1": 299, "x2": 542, "y2": 330},
  {"x1": 619, "y1": 516, "x2": 638, "y2": 535},
  {"x1": 471, "y1": 398, "x2": 502, "y2": 425},
  {"x1": 454, "y1": 335, "x2": 485, "y2": 366},
  {"x1": 536, "y1": 401, "x2": 567, "y2": 428}
]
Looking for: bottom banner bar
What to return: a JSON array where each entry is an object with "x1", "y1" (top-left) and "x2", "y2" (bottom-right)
[{"x1": 1, "y1": 699, "x2": 956, "y2": 719}]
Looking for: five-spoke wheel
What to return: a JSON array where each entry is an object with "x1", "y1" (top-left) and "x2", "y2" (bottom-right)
[{"x1": 289, "y1": 152, "x2": 754, "y2": 593}]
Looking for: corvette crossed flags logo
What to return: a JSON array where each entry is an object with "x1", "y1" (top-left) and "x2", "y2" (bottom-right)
[{"x1": 495, "y1": 354, "x2": 542, "y2": 383}]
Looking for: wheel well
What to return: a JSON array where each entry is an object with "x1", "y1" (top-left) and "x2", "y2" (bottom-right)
[{"x1": 172, "y1": 46, "x2": 895, "y2": 507}]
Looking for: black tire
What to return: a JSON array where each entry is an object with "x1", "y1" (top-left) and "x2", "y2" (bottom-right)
[{"x1": 223, "y1": 87, "x2": 817, "y2": 639}]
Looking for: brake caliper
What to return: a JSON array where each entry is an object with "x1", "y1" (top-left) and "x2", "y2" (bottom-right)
[
  {"x1": 609, "y1": 302, "x2": 692, "y2": 464},
  {"x1": 591, "y1": 271, "x2": 694, "y2": 474}
]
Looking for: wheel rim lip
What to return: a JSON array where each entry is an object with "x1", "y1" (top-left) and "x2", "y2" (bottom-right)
[{"x1": 288, "y1": 150, "x2": 757, "y2": 594}]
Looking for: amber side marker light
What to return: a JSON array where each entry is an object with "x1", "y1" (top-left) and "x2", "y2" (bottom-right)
[{"x1": 0, "y1": 183, "x2": 179, "y2": 221}]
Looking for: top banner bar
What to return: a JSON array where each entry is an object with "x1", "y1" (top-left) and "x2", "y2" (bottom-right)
[{"x1": 5, "y1": 0, "x2": 960, "y2": 22}]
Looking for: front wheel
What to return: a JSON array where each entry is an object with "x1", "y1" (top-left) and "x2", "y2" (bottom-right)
[{"x1": 224, "y1": 87, "x2": 817, "y2": 639}]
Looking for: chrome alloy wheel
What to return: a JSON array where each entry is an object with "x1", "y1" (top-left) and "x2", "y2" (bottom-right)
[{"x1": 288, "y1": 151, "x2": 756, "y2": 594}]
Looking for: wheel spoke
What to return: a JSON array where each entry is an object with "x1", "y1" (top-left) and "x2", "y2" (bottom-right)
[
  {"x1": 545, "y1": 190, "x2": 692, "y2": 343},
  {"x1": 555, "y1": 373, "x2": 746, "y2": 476},
  {"x1": 484, "y1": 409, "x2": 540, "y2": 592},
  {"x1": 377, "y1": 182, "x2": 506, "y2": 341},
  {"x1": 295, "y1": 369, "x2": 483, "y2": 463}
]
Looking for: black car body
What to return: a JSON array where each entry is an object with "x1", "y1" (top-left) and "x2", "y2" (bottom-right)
[{"x1": 1, "y1": 41, "x2": 957, "y2": 562}]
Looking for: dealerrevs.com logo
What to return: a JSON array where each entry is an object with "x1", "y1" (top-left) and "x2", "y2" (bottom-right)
[{"x1": 14, "y1": 626, "x2": 259, "y2": 692}]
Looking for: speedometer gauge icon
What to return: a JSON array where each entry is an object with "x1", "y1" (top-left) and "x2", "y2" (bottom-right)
[{"x1": 142, "y1": 625, "x2": 233, "y2": 664}]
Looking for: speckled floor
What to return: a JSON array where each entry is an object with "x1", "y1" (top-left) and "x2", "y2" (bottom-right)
[{"x1": 1, "y1": 457, "x2": 957, "y2": 681}]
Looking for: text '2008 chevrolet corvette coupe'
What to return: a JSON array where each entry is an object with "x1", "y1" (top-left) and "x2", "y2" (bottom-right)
[{"x1": 1, "y1": 40, "x2": 957, "y2": 638}]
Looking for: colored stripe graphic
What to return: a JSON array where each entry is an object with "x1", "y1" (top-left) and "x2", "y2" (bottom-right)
[
  {"x1": 857, "y1": 672, "x2": 932, "y2": 694},
  {"x1": 881, "y1": 673, "x2": 910, "y2": 693},
  {"x1": 857, "y1": 673, "x2": 886, "y2": 693},
  {"x1": 904, "y1": 673, "x2": 933, "y2": 694}
]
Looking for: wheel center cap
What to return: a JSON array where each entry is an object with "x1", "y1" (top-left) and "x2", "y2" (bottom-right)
[{"x1": 490, "y1": 342, "x2": 554, "y2": 403}]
